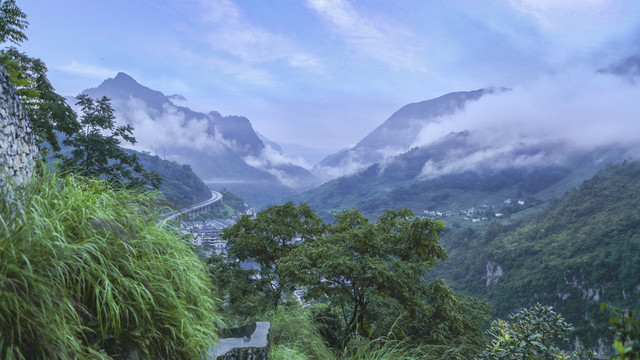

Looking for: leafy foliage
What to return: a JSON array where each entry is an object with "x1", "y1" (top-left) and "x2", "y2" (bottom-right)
[
  {"x1": 59, "y1": 94, "x2": 160, "y2": 189},
  {"x1": 221, "y1": 203, "x2": 489, "y2": 355},
  {"x1": 221, "y1": 201, "x2": 326, "y2": 305},
  {"x1": 604, "y1": 304, "x2": 640, "y2": 359},
  {"x1": 0, "y1": 48, "x2": 80, "y2": 155},
  {"x1": 267, "y1": 302, "x2": 337, "y2": 360},
  {"x1": 0, "y1": 1, "x2": 80, "y2": 156},
  {"x1": 480, "y1": 303, "x2": 594, "y2": 359},
  {"x1": 281, "y1": 208, "x2": 449, "y2": 340},
  {"x1": 0, "y1": 0, "x2": 27, "y2": 45},
  {"x1": 0, "y1": 169, "x2": 219, "y2": 359}
]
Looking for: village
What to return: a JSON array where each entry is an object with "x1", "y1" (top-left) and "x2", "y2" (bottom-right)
[
  {"x1": 423, "y1": 198, "x2": 526, "y2": 223},
  {"x1": 179, "y1": 208, "x2": 256, "y2": 255}
]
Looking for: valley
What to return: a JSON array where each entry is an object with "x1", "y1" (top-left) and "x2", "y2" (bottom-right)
[
  {"x1": 80, "y1": 61, "x2": 639, "y2": 353},
  {"x1": 6, "y1": 2, "x2": 640, "y2": 358}
]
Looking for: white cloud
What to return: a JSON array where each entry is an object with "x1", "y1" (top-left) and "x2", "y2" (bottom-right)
[
  {"x1": 114, "y1": 97, "x2": 225, "y2": 157},
  {"x1": 244, "y1": 145, "x2": 311, "y2": 187},
  {"x1": 411, "y1": 67, "x2": 640, "y2": 177},
  {"x1": 57, "y1": 61, "x2": 121, "y2": 80},
  {"x1": 306, "y1": 0, "x2": 427, "y2": 71},
  {"x1": 197, "y1": 0, "x2": 322, "y2": 71}
]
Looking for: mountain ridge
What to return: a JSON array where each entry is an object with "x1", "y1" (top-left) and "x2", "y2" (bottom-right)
[{"x1": 81, "y1": 72, "x2": 316, "y2": 207}]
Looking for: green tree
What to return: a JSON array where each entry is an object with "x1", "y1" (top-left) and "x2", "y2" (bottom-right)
[
  {"x1": 0, "y1": 0, "x2": 27, "y2": 45},
  {"x1": 480, "y1": 303, "x2": 595, "y2": 360},
  {"x1": 1, "y1": 48, "x2": 80, "y2": 155},
  {"x1": 280, "y1": 208, "x2": 476, "y2": 344},
  {"x1": 221, "y1": 201, "x2": 326, "y2": 307},
  {"x1": 59, "y1": 94, "x2": 160, "y2": 189},
  {"x1": 1, "y1": 1, "x2": 80, "y2": 156}
]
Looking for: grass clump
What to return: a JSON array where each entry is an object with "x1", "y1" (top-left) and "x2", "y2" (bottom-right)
[
  {"x1": 266, "y1": 302, "x2": 438, "y2": 360},
  {"x1": 0, "y1": 170, "x2": 219, "y2": 359},
  {"x1": 268, "y1": 302, "x2": 337, "y2": 360}
]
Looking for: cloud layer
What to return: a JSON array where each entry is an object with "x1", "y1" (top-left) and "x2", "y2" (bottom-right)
[{"x1": 411, "y1": 68, "x2": 640, "y2": 177}]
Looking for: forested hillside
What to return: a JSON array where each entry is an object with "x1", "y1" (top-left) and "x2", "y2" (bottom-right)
[
  {"x1": 434, "y1": 160, "x2": 640, "y2": 347},
  {"x1": 134, "y1": 151, "x2": 211, "y2": 206}
]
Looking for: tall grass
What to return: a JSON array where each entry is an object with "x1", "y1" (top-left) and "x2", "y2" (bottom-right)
[
  {"x1": 0, "y1": 170, "x2": 220, "y2": 359},
  {"x1": 268, "y1": 302, "x2": 337, "y2": 360},
  {"x1": 266, "y1": 302, "x2": 440, "y2": 360}
]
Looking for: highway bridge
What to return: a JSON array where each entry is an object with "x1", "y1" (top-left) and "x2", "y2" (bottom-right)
[{"x1": 160, "y1": 190, "x2": 222, "y2": 224}]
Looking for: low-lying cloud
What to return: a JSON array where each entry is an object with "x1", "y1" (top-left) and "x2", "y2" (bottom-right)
[
  {"x1": 114, "y1": 98, "x2": 224, "y2": 157},
  {"x1": 409, "y1": 67, "x2": 640, "y2": 177}
]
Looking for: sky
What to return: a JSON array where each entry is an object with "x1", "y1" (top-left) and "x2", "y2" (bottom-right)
[{"x1": 16, "y1": 0, "x2": 640, "y2": 163}]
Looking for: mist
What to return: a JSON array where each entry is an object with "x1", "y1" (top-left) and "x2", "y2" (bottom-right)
[
  {"x1": 111, "y1": 96, "x2": 310, "y2": 186},
  {"x1": 407, "y1": 68, "x2": 640, "y2": 177}
]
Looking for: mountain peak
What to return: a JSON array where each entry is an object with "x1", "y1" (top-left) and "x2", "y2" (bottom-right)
[
  {"x1": 113, "y1": 72, "x2": 137, "y2": 83},
  {"x1": 83, "y1": 72, "x2": 169, "y2": 112}
]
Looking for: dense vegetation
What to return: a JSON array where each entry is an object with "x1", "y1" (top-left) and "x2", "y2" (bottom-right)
[
  {"x1": 3, "y1": 2, "x2": 640, "y2": 358},
  {"x1": 293, "y1": 159, "x2": 588, "y2": 221},
  {"x1": 216, "y1": 203, "x2": 491, "y2": 358},
  {"x1": 434, "y1": 160, "x2": 640, "y2": 347},
  {"x1": 0, "y1": 171, "x2": 219, "y2": 359},
  {"x1": 134, "y1": 150, "x2": 210, "y2": 206}
]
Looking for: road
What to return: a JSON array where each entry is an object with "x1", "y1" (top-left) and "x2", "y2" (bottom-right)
[{"x1": 160, "y1": 190, "x2": 222, "y2": 225}]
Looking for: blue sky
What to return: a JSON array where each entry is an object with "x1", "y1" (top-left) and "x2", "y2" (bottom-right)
[{"x1": 17, "y1": 0, "x2": 640, "y2": 159}]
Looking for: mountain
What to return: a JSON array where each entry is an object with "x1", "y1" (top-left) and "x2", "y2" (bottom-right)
[
  {"x1": 82, "y1": 73, "x2": 316, "y2": 207},
  {"x1": 131, "y1": 150, "x2": 211, "y2": 207},
  {"x1": 295, "y1": 65, "x2": 639, "y2": 219},
  {"x1": 433, "y1": 160, "x2": 640, "y2": 349},
  {"x1": 292, "y1": 92, "x2": 633, "y2": 220},
  {"x1": 255, "y1": 131, "x2": 283, "y2": 153},
  {"x1": 598, "y1": 53, "x2": 640, "y2": 81},
  {"x1": 292, "y1": 134, "x2": 626, "y2": 221},
  {"x1": 313, "y1": 88, "x2": 498, "y2": 180}
]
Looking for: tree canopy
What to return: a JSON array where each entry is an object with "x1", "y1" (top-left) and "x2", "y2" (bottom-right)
[
  {"x1": 221, "y1": 201, "x2": 326, "y2": 305},
  {"x1": 221, "y1": 204, "x2": 489, "y2": 354},
  {"x1": 59, "y1": 94, "x2": 160, "y2": 189}
]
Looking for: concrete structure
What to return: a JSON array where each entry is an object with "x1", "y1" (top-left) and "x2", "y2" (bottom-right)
[
  {"x1": 160, "y1": 190, "x2": 223, "y2": 224},
  {"x1": 0, "y1": 66, "x2": 39, "y2": 192},
  {"x1": 208, "y1": 322, "x2": 271, "y2": 360}
]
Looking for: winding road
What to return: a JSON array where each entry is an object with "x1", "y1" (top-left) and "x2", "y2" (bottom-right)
[{"x1": 160, "y1": 190, "x2": 222, "y2": 225}]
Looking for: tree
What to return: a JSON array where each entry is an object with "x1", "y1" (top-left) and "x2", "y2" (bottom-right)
[
  {"x1": 59, "y1": 94, "x2": 160, "y2": 189},
  {"x1": 280, "y1": 208, "x2": 461, "y2": 342},
  {"x1": 1, "y1": 48, "x2": 80, "y2": 155},
  {"x1": 1, "y1": 1, "x2": 80, "y2": 156},
  {"x1": 221, "y1": 201, "x2": 326, "y2": 306},
  {"x1": 480, "y1": 303, "x2": 595, "y2": 360},
  {"x1": 0, "y1": 0, "x2": 27, "y2": 45}
]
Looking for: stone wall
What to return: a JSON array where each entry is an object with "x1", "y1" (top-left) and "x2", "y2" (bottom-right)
[{"x1": 0, "y1": 65, "x2": 39, "y2": 191}]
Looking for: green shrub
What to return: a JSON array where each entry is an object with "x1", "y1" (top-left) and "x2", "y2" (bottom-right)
[
  {"x1": 480, "y1": 303, "x2": 595, "y2": 359},
  {"x1": 0, "y1": 170, "x2": 219, "y2": 359}
]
